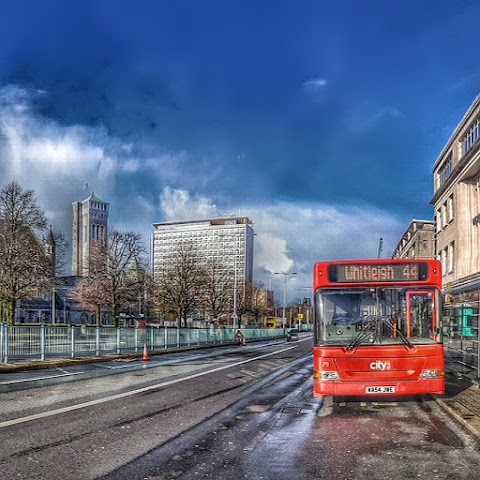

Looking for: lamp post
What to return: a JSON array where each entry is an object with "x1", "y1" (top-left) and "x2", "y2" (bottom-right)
[
  {"x1": 52, "y1": 288, "x2": 56, "y2": 325},
  {"x1": 274, "y1": 272, "x2": 297, "y2": 333},
  {"x1": 232, "y1": 254, "x2": 238, "y2": 329},
  {"x1": 218, "y1": 231, "x2": 255, "y2": 330}
]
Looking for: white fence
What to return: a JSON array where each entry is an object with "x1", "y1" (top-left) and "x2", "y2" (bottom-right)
[{"x1": 0, "y1": 324, "x2": 286, "y2": 363}]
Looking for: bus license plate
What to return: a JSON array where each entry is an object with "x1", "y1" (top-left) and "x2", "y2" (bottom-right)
[{"x1": 366, "y1": 386, "x2": 395, "y2": 394}]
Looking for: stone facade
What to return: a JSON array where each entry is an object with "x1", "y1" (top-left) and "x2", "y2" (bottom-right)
[
  {"x1": 72, "y1": 193, "x2": 109, "y2": 276},
  {"x1": 431, "y1": 94, "x2": 480, "y2": 294},
  {"x1": 392, "y1": 220, "x2": 435, "y2": 260},
  {"x1": 430, "y1": 94, "x2": 480, "y2": 338}
]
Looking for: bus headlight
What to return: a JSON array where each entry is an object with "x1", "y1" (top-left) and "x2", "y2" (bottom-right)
[
  {"x1": 314, "y1": 371, "x2": 340, "y2": 380},
  {"x1": 420, "y1": 369, "x2": 445, "y2": 379}
]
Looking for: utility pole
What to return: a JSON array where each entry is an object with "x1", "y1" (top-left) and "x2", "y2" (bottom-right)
[{"x1": 273, "y1": 272, "x2": 297, "y2": 333}]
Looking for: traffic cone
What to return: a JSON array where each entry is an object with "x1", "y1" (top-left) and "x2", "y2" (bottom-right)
[{"x1": 143, "y1": 343, "x2": 150, "y2": 361}]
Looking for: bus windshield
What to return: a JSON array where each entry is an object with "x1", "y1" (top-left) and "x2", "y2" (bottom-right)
[{"x1": 314, "y1": 286, "x2": 440, "y2": 347}]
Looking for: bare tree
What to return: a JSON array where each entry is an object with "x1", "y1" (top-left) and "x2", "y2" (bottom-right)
[
  {"x1": 71, "y1": 275, "x2": 109, "y2": 327},
  {"x1": 247, "y1": 281, "x2": 272, "y2": 326},
  {"x1": 152, "y1": 242, "x2": 203, "y2": 328},
  {"x1": 44, "y1": 227, "x2": 68, "y2": 277},
  {"x1": 199, "y1": 261, "x2": 233, "y2": 325},
  {"x1": 0, "y1": 181, "x2": 51, "y2": 325},
  {"x1": 72, "y1": 229, "x2": 147, "y2": 326}
]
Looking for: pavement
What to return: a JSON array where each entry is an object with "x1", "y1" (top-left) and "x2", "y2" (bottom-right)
[
  {"x1": 1, "y1": 346, "x2": 480, "y2": 442},
  {"x1": 436, "y1": 350, "x2": 480, "y2": 441}
]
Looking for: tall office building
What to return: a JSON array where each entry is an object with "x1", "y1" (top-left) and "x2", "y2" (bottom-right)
[
  {"x1": 152, "y1": 215, "x2": 255, "y2": 292},
  {"x1": 72, "y1": 193, "x2": 109, "y2": 276}
]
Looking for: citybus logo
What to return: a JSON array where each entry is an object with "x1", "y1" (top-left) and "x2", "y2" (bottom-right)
[{"x1": 369, "y1": 360, "x2": 391, "y2": 370}]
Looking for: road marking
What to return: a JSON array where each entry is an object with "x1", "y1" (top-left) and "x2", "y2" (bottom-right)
[
  {"x1": 0, "y1": 346, "x2": 296, "y2": 428},
  {"x1": 0, "y1": 371, "x2": 85, "y2": 386},
  {"x1": 94, "y1": 362, "x2": 161, "y2": 370}
]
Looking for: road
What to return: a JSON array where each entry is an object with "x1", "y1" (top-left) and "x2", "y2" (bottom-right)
[{"x1": 1, "y1": 336, "x2": 480, "y2": 480}]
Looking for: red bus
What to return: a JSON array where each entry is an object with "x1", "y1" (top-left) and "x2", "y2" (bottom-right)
[{"x1": 313, "y1": 259, "x2": 445, "y2": 397}]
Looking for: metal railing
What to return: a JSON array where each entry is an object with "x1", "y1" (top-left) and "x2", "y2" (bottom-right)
[
  {"x1": 0, "y1": 324, "x2": 286, "y2": 363},
  {"x1": 444, "y1": 316, "x2": 480, "y2": 385}
]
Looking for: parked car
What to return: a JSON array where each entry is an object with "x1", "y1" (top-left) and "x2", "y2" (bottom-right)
[{"x1": 286, "y1": 329, "x2": 299, "y2": 342}]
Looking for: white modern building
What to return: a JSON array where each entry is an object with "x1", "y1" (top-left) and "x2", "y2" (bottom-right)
[
  {"x1": 72, "y1": 193, "x2": 109, "y2": 276},
  {"x1": 152, "y1": 215, "x2": 254, "y2": 290}
]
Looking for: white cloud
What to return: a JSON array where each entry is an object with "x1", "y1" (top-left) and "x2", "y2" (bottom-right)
[
  {"x1": 157, "y1": 188, "x2": 404, "y2": 303},
  {"x1": 302, "y1": 78, "x2": 328, "y2": 91},
  {"x1": 0, "y1": 84, "x2": 406, "y2": 299},
  {"x1": 0, "y1": 85, "x2": 119, "y2": 198},
  {"x1": 255, "y1": 233, "x2": 294, "y2": 274},
  {"x1": 243, "y1": 201, "x2": 402, "y2": 300},
  {"x1": 159, "y1": 186, "x2": 218, "y2": 221}
]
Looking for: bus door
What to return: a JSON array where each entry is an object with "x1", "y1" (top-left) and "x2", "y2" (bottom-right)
[{"x1": 406, "y1": 290, "x2": 436, "y2": 341}]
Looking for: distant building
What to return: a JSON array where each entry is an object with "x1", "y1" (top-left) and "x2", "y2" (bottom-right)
[
  {"x1": 72, "y1": 193, "x2": 109, "y2": 276},
  {"x1": 256, "y1": 289, "x2": 274, "y2": 312},
  {"x1": 152, "y1": 216, "x2": 255, "y2": 319},
  {"x1": 430, "y1": 93, "x2": 480, "y2": 301},
  {"x1": 391, "y1": 220, "x2": 435, "y2": 259}
]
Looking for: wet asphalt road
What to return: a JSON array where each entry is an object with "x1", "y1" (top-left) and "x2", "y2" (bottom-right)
[
  {"x1": 1, "y1": 337, "x2": 480, "y2": 480},
  {"x1": 101, "y1": 370, "x2": 480, "y2": 480}
]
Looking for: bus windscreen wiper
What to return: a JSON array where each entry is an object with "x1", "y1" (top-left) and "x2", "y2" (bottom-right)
[
  {"x1": 346, "y1": 316, "x2": 378, "y2": 351},
  {"x1": 383, "y1": 316, "x2": 414, "y2": 349},
  {"x1": 346, "y1": 315, "x2": 414, "y2": 350}
]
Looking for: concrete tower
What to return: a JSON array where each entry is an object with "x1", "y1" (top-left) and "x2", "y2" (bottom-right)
[{"x1": 72, "y1": 193, "x2": 109, "y2": 276}]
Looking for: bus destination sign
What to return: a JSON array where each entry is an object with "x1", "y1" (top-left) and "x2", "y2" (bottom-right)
[{"x1": 328, "y1": 262, "x2": 428, "y2": 283}]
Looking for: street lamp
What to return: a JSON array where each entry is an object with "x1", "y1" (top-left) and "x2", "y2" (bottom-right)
[
  {"x1": 273, "y1": 272, "x2": 297, "y2": 332},
  {"x1": 218, "y1": 231, "x2": 256, "y2": 330},
  {"x1": 232, "y1": 254, "x2": 238, "y2": 329}
]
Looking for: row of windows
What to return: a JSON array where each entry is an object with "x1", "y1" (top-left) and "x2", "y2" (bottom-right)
[
  {"x1": 90, "y1": 224, "x2": 106, "y2": 242},
  {"x1": 436, "y1": 194, "x2": 454, "y2": 232},
  {"x1": 90, "y1": 202, "x2": 108, "y2": 211},
  {"x1": 463, "y1": 118, "x2": 480, "y2": 154},
  {"x1": 155, "y1": 228, "x2": 244, "y2": 236},
  {"x1": 153, "y1": 253, "x2": 246, "y2": 264},
  {"x1": 438, "y1": 154, "x2": 453, "y2": 187},
  {"x1": 436, "y1": 117, "x2": 480, "y2": 190}
]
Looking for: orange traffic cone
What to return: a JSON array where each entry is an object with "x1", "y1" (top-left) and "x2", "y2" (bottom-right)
[{"x1": 143, "y1": 343, "x2": 150, "y2": 361}]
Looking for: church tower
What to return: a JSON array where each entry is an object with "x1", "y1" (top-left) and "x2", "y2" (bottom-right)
[
  {"x1": 45, "y1": 225, "x2": 56, "y2": 277},
  {"x1": 72, "y1": 193, "x2": 109, "y2": 276}
]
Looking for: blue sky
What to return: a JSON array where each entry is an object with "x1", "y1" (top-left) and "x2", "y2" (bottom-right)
[{"x1": 0, "y1": 0, "x2": 479, "y2": 301}]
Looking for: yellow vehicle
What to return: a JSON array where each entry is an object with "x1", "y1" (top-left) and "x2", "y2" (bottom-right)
[{"x1": 264, "y1": 316, "x2": 282, "y2": 329}]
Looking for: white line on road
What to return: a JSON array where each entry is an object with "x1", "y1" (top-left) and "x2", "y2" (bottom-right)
[
  {"x1": 0, "y1": 346, "x2": 297, "y2": 429},
  {"x1": 94, "y1": 362, "x2": 161, "y2": 369},
  {"x1": 0, "y1": 371, "x2": 85, "y2": 386}
]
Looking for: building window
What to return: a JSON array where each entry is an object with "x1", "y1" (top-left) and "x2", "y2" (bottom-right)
[
  {"x1": 463, "y1": 118, "x2": 480, "y2": 154},
  {"x1": 436, "y1": 209, "x2": 442, "y2": 231},
  {"x1": 441, "y1": 248, "x2": 447, "y2": 275},
  {"x1": 447, "y1": 194, "x2": 454, "y2": 223},
  {"x1": 438, "y1": 153, "x2": 453, "y2": 186},
  {"x1": 448, "y1": 241, "x2": 455, "y2": 274}
]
